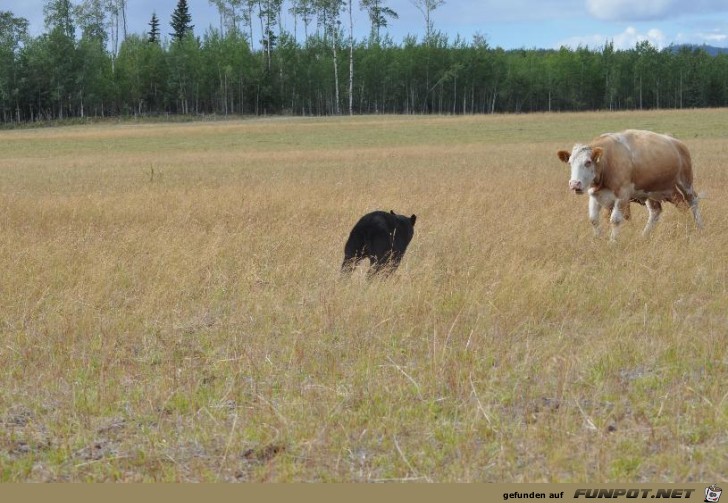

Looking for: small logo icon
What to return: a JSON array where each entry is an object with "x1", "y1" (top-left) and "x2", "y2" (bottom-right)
[{"x1": 705, "y1": 484, "x2": 722, "y2": 503}]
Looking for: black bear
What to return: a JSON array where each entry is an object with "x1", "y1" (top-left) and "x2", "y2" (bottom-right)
[{"x1": 341, "y1": 210, "x2": 417, "y2": 275}]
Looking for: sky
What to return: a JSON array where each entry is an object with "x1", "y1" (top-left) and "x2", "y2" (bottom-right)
[{"x1": 4, "y1": 0, "x2": 728, "y2": 51}]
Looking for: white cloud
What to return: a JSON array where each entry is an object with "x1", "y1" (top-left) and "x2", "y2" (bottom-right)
[
  {"x1": 586, "y1": 0, "x2": 676, "y2": 22},
  {"x1": 695, "y1": 31, "x2": 728, "y2": 43},
  {"x1": 556, "y1": 26, "x2": 667, "y2": 50},
  {"x1": 586, "y1": 0, "x2": 728, "y2": 22},
  {"x1": 675, "y1": 29, "x2": 728, "y2": 46}
]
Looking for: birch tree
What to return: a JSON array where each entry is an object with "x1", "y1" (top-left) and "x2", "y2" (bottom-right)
[
  {"x1": 315, "y1": 0, "x2": 344, "y2": 114},
  {"x1": 104, "y1": 0, "x2": 128, "y2": 59},
  {"x1": 347, "y1": 0, "x2": 353, "y2": 114},
  {"x1": 290, "y1": 0, "x2": 316, "y2": 42},
  {"x1": 0, "y1": 11, "x2": 29, "y2": 122},
  {"x1": 360, "y1": 0, "x2": 397, "y2": 43},
  {"x1": 258, "y1": 0, "x2": 282, "y2": 70},
  {"x1": 43, "y1": 0, "x2": 75, "y2": 38},
  {"x1": 410, "y1": 0, "x2": 444, "y2": 44}
]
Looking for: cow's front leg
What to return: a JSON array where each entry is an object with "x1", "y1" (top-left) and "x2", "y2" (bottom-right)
[
  {"x1": 588, "y1": 195, "x2": 602, "y2": 237},
  {"x1": 609, "y1": 199, "x2": 628, "y2": 242},
  {"x1": 643, "y1": 199, "x2": 662, "y2": 236}
]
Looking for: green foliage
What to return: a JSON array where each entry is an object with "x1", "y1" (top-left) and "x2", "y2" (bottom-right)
[
  {"x1": 360, "y1": 0, "x2": 398, "y2": 42},
  {"x1": 75, "y1": 0, "x2": 107, "y2": 44},
  {"x1": 148, "y1": 12, "x2": 161, "y2": 44},
  {"x1": 170, "y1": 0, "x2": 194, "y2": 42},
  {"x1": 43, "y1": 0, "x2": 75, "y2": 39},
  {"x1": 3, "y1": 2, "x2": 728, "y2": 123},
  {"x1": 0, "y1": 12, "x2": 28, "y2": 121},
  {"x1": 0, "y1": 11, "x2": 29, "y2": 50}
]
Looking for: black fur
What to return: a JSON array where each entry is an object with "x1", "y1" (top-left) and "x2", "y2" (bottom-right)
[{"x1": 341, "y1": 210, "x2": 417, "y2": 275}]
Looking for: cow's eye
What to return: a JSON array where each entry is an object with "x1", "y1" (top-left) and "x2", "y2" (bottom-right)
[{"x1": 585, "y1": 160, "x2": 592, "y2": 167}]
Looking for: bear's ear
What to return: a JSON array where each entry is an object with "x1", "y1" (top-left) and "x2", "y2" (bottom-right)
[
  {"x1": 410, "y1": 214, "x2": 416, "y2": 226},
  {"x1": 390, "y1": 210, "x2": 396, "y2": 215},
  {"x1": 557, "y1": 150, "x2": 571, "y2": 163}
]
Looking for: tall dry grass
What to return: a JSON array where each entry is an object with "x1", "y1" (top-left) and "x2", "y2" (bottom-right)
[{"x1": 1, "y1": 111, "x2": 727, "y2": 481}]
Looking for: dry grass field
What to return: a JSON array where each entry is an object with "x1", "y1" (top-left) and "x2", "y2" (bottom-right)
[{"x1": 1, "y1": 110, "x2": 727, "y2": 482}]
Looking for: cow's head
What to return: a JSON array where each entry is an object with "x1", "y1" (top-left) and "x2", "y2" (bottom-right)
[{"x1": 557, "y1": 145, "x2": 603, "y2": 194}]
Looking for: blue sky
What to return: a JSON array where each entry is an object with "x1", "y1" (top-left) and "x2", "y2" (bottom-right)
[{"x1": 5, "y1": 0, "x2": 728, "y2": 50}]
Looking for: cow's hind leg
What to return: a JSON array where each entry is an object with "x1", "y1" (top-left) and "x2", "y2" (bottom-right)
[
  {"x1": 688, "y1": 193, "x2": 704, "y2": 230},
  {"x1": 643, "y1": 199, "x2": 662, "y2": 236},
  {"x1": 691, "y1": 200, "x2": 704, "y2": 229},
  {"x1": 676, "y1": 182, "x2": 704, "y2": 230}
]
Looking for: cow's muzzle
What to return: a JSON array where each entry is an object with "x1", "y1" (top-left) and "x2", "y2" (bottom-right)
[{"x1": 569, "y1": 180, "x2": 584, "y2": 193}]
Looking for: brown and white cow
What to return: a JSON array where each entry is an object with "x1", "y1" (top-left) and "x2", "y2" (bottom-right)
[{"x1": 557, "y1": 129, "x2": 703, "y2": 241}]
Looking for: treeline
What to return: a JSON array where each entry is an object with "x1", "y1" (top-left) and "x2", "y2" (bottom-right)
[{"x1": 2, "y1": 1, "x2": 728, "y2": 124}]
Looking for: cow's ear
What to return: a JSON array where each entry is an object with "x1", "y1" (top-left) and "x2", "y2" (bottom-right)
[
  {"x1": 592, "y1": 147, "x2": 604, "y2": 163},
  {"x1": 557, "y1": 150, "x2": 570, "y2": 163},
  {"x1": 390, "y1": 210, "x2": 395, "y2": 215},
  {"x1": 410, "y1": 215, "x2": 417, "y2": 226}
]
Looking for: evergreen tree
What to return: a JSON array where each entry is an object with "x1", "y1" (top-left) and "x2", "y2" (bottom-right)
[
  {"x1": 170, "y1": 0, "x2": 194, "y2": 42},
  {"x1": 148, "y1": 12, "x2": 160, "y2": 43},
  {"x1": 6, "y1": 5, "x2": 728, "y2": 123}
]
